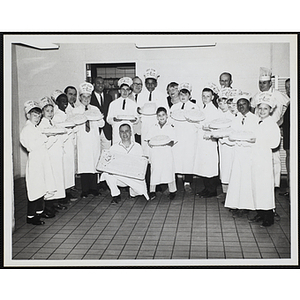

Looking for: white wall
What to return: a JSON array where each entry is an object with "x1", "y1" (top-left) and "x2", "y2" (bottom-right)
[{"x1": 13, "y1": 36, "x2": 291, "y2": 177}]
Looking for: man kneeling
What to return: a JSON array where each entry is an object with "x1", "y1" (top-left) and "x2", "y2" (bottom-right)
[{"x1": 100, "y1": 123, "x2": 149, "y2": 204}]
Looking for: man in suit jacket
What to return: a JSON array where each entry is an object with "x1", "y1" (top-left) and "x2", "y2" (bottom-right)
[{"x1": 90, "y1": 76, "x2": 113, "y2": 151}]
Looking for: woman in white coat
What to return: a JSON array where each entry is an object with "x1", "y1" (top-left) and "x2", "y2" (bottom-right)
[
  {"x1": 73, "y1": 82, "x2": 105, "y2": 198},
  {"x1": 251, "y1": 93, "x2": 281, "y2": 227}
]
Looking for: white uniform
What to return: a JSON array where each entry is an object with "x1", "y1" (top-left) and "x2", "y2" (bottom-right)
[
  {"x1": 170, "y1": 101, "x2": 199, "y2": 174},
  {"x1": 251, "y1": 87, "x2": 289, "y2": 187},
  {"x1": 100, "y1": 142, "x2": 149, "y2": 199},
  {"x1": 107, "y1": 96, "x2": 139, "y2": 144},
  {"x1": 252, "y1": 117, "x2": 281, "y2": 209},
  {"x1": 225, "y1": 112, "x2": 260, "y2": 210},
  {"x1": 137, "y1": 89, "x2": 169, "y2": 155},
  {"x1": 73, "y1": 103, "x2": 105, "y2": 174},
  {"x1": 20, "y1": 120, "x2": 57, "y2": 201},
  {"x1": 52, "y1": 108, "x2": 76, "y2": 189},
  {"x1": 38, "y1": 117, "x2": 66, "y2": 199},
  {"x1": 218, "y1": 110, "x2": 236, "y2": 184},
  {"x1": 193, "y1": 101, "x2": 222, "y2": 177},
  {"x1": 145, "y1": 122, "x2": 176, "y2": 185}
]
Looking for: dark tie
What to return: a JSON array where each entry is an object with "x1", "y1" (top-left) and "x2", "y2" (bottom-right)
[
  {"x1": 203, "y1": 104, "x2": 206, "y2": 109},
  {"x1": 241, "y1": 117, "x2": 245, "y2": 125},
  {"x1": 49, "y1": 120, "x2": 53, "y2": 126},
  {"x1": 135, "y1": 94, "x2": 138, "y2": 102},
  {"x1": 181, "y1": 103, "x2": 185, "y2": 109},
  {"x1": 122, "y1": 99, "x2": 126, "y2": 110},
  {"x1": 100, "y1": 94, "x2": 103, "y2": 106},
  {"x1": 259, "y1": 120, "x2": 263, "y2": 124},
  {"x1": 85, "y1": 106, "x2": 90, "y2": 132},
  {"x1": 149, "y1": 92, "x2": 152, "y2": 101}
]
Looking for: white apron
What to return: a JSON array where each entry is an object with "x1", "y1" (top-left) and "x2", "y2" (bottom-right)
[
  {"x1": 145, "y1": 122, "x2": 176, "y2": 185},
  {"x1": 252, "y1": 117, "x2": 280, "y2": 209},
  {"x1": 38, "y1": 117, "x2": 66, "y2": 199},
  {"x1": 52, "y1": 108, "x2": 76, "y2": 189},
  {"x1": 170, "y1": 101, "x2": 199, "y2": 174},
  {"x1": 20, "y1": 120, "x2": 56, "y2": 201},
  {"x1": 73, "y1": 104, "x2": 105, "y2": 174}
]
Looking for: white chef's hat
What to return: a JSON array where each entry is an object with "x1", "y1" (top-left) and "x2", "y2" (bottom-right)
[
  {"x1": 256, "y1": 92, "x2": 275, "y2": 108},
  {"x1": 24, "y1": 100, "x2": 41, "y2": 114},
  {"x1": 233, "y1": 92, "x2": 251, "y2": 104},
  {"x1": 79, "y1": 82, "x2": 94, "y2": 95},
  {"x1": 259, "y1": 67, "x2": 272, "y2": 81},
  {"x1": 179, "y1": 82, "x2": 192, "y2": 93},
  {"x1": 203, "y1": 82, "x2": 219, "y2": 95},
  {"x1": 228, "y1": 88, "x2": 243, "y2": 102},
  {"x1": 218, "y1": 87, "x2": 232, "y2": 99},
  {"x1": 118, "y1": 77, "x2": 133, "y2": 88},
  {"x1": 144, "y1": 68, "x2": 160, "y2": 80},
  {"x1": 51, "y1": 90, "x2": 64, "y2": 102},
  {"x1": 39, "y1": 96, "x2": 53, "y2": 109}
]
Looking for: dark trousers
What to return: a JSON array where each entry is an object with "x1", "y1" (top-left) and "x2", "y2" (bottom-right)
[
  {"x1": 81, "y1": 173, "x2": 98, "y2": 194},
  {"x1": 202, "y1": 176, "x2": 219, "y2": 193},
  {"x1": 258, "y1": 209, "x2": 274, "y2": 224},
  {"x1": 145, "y1": 164, "x2": 151, "y2": 192},
  {"x1": 27, "y1": 197, "x2": 44, "y2": 217}
]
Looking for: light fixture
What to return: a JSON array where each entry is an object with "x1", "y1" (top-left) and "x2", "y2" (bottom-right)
[{"x1": 135, "y1": 43, "x2": 216, "y2": 49}]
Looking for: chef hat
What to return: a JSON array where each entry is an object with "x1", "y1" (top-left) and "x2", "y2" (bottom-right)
[
  {"x1": 24, "y1": 100, "x2": 41, "y2": 114},
  {"x1": 179, "y1": 82, "x2": 192, "y2": 93},
  {"x1": 256, "y1": 92, "x2": 275, "y2": 108},
  {"x1": 118, "y1": 77, "x2": 133, "y2": 88},
  {"x1": 39, "y1": 96, "x2": 53, "y2": 109},
  {"x1": 203, "y1": 82, "x2": 219, "y2": 95},
  {"x1": 144, "y1": 68, "x2": 160, "y2": 80},
  {"x1": 79, "y1": 82, "x2": 94, "y2": 95},
  {"x1": 259, "y1": 67, "x2": 272, "y2": 81},
  {"x1": 51, "y1": 90, "x2": 64, "y2": 102},
  {"x1": 218, "y1": 87, "x2": 232, "y2": 99},
  {"x1": 228, "y1": 88, "x2": 243, "y2": 101},
  {"x1": 233, "y1": 92, "x2": 251, "y2": 104}
]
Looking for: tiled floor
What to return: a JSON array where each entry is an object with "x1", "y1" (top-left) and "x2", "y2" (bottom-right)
[{"x1": 11, "y1": 176, "x2": 291, "y2": 263}]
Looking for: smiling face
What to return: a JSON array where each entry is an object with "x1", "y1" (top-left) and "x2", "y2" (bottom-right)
[
  {"x1": 167, "y1": 84, "x2": 179, "y2": 98},
  {"x1": 56, "y1": 95, "x2": 69, "y2": 112},
  {"x1": 227, "y1": 99, "x2": 238, "y2": 115},
  {"x1": 179, "y1": 90, "x2": 190, "y2": 103},
  {"x1": 119, "y1": 124, "x2": 132, "y2": 142},
  {"x1": 219, "y1": 73, "x2": 232, "y2": 88},
  {"x1": 259, "y1": 80, "x2": 272, "y2": 92},
  {"x1": 202, "y1": 90, "x2": 213, "y2": 105},
  {"x1": 218, "y1": 98, "x2": 229, "y2": 112},
  {"x1": 94, "y1": 77, "x2": 105, "y2": 94},
  {"x1": 237, "y1": 98, "x2": 250, "y2": 116},
  {"x1": 119, "y1": 84, "x2": 131, "y2": 99},
  {"x1": 145, "y1": 78, "x2": 157, "y2": 93},
  {"x1": 132, "y1": 77, "x2": 143, "y2": 94},
  {"x1": 43, "y1": 105, "x2": 54, "y2": 120},
  {"x1": 257, "y1": 103, "x2": 272, "y2": 120},
  {"x1": 157, "y1": 110, "x2": 167, "y2": 126},
  {"x1": 66, "y1": 88, "x2": 77, "y2": 105},
  {"x1": 79, "y1": 93, "x2": 91, "y2": 106},
  {"x1": 27, "y1": 111, "x2": 42, "y2": 126}
]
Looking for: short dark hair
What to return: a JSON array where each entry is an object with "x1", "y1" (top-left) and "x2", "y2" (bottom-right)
[
  {"x1": 202, "y1": 87, "x2": 214, "y2": 94},
  {"x1": 56, "y1": 93, "x2": 68, "y2": 103},
  {"x1": 285, "y1": 78, "x2": 290, "y2": 84},
  {"x1": 166, "y1": 81, "x2": 178, "y2": 91},
  {"x1": 119, "y1": 123, "x2": 131, "y2": 131},
  {"x1": 28, "y1": 107, "x2": 42, "y2": 115},
  {"x1": 93, "y1": 76, "x2": 104, "y2": 83},
  {"x1": 64, "y1": 86, "x2": 77, "y2": 94},
  {"x1": 156, "y1": 107, "x2": 167, "y2": 115}
]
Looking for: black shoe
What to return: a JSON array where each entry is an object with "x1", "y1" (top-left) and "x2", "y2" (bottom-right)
[
  {"x1": 156, "y1": 185, "x2": 162, "y2": 192},
  {"x1": 81, "y1": 192, "x2": 88, "y2": 198},
  {"x1": 260, "y1": 220, "x2": 274, "y2": 227},
  {"x1": 249, "y1": 214, "x2": 263, "y2": 222},
  {"x1": 169, "y1": 192, "x2": 176, "y2": 200},
  {"x1": 27, "y1": 216, "x2": 45, "y2": 225},
  {"x1": 54, "y1": 203, "x2": 68, "y2": 210},
  {"x1": 38, "y1": 211, "x2": 56, "y2": 218},
  {"x1": 196, "y1": 189, "x2": 209, "y2": 198},
  {"x1": 205, "y1": 191, "x2": 217, "y2": 198},
  {"x1": 111, "y1": 195, "x2": 121, "y2": 204},
  {"x1": 279, "y1": 191, "x2": 289, "y2": 197},
  {"x1": 89, "y1": 189, "x2": 100, "y2": 197},
  {"x1": 149, "y1": 192, "x2": 156, "y2": 201}
]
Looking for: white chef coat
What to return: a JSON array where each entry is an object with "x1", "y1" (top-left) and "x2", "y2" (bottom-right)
[
  {"x1": 137, "y1": 88, "x2": 169, "y2": 155},
  {"x1": 252, "y1": 116, "x2": 280, "y2": 209},
  {"x1": 38, "y1": 117, "x2": 66, "y2": 199},
  {"x1": 193, "y1": 101, "x2": 222, "y2": 177},
  {"x1": 73, "y1": 103, "x2": 105, "y2": 174},
  {"x1": 107, "y1": 96, "x2": 139, "y2": 145},
  {"x1": 170, "y1": 101, "x2": 200, "y2": 174},
  {"x1": 144, "y1": 121, "x2": 176, "y2": 185},
  {"x1": 225, "y1": 111, "x2": 260, "y2": 210},
  {"x1": 52, "y1": 108, "x2": 76, "y2": 189},
  {"x1": 20, "y1": 120, "x2": 57, "y2": 201},
  {"x1": 100, "y1": 141, "x2": 149, "y2": 199}
]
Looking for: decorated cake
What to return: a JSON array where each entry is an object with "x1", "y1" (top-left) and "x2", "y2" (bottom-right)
[
  {"x1": 209, "y1": 118, "x2": 232, "y2": 129},
  {"x1": 84, "y1": 110, "x2": 103, "y2": 121},
  {"x1": 41, "y1": 127, "x2": 67, "y2": 135},
  {"x1": 171, "y1": 109, "x2": 186, "y2": 121},
  {"x1": 184, "y1": 109, "x2": 205, "y2": 122},
  {"x1": 71, "y1": 114, "x2": 88, "y2": 125},
  {"x1": 149, "y1": 135, "x2": 171, "y2": 146},
  {"x1": 55, "y1": 120, "x2": 76, "y2": 128},
  {"x1": 140, "y1": 103, "x2": 157, "y2": 115},
  {"x1": 229, "y1": 130, "x2": 255, "y2": 141}
]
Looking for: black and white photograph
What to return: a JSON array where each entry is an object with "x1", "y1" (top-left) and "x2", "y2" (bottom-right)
[{"x1": 3, "y1": 33, "x2": 298, "y2": 268}]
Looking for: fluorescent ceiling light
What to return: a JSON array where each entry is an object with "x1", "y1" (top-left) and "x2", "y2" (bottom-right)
[
  {"x1": 14, "y1": 38, "x2": 59, "y2": 50},
  {"x1": 135, "y1": 43, "x2": 216, "y2": 49}
]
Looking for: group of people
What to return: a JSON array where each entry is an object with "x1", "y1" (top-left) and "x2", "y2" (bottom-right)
[{"x1": 20, "y1": 67, "x2": 290, "y2": 228}]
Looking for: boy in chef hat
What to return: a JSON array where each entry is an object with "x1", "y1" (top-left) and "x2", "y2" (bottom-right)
[
  {"x1": 20, "y1": 100, "x2": 58, "y2": 225},
  {"x1": 107, "y1": 77, "x2": 139, "y2": 145},
  {"x1": 250, "y1": 91, "x2": 280, "y2": 227}
]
